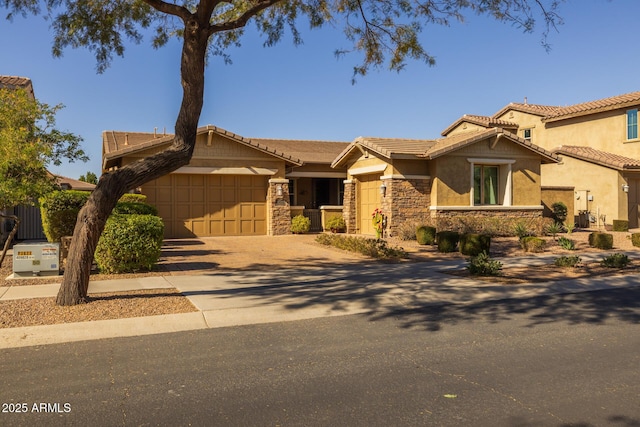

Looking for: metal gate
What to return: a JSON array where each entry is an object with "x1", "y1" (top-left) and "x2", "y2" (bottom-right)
[{"x1": 303, "y1": 209, "x2": 323, "y2": 232}]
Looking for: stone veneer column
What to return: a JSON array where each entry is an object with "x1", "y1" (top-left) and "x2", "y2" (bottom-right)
[
  {"x1": 268, "y1": 179, "x2": 291, "y2": 236},
  {"x1": 383, "y1": 177, "x2": 431, "y2": 237},
  {"x1": 342, "y1": 180, "x2": 356, "y2": 234}
]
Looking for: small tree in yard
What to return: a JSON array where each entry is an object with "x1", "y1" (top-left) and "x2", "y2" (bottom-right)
[
  {"x1": 0, "y1": 87, "x2": 86, "y2": 267},
  {"x1": 2, "y1": 0, "x2": 565, "y2": 305}
]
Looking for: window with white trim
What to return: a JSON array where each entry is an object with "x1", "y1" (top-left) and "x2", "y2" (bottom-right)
[
  {"x1": 627, "y1": 109, "x2": 638, "y2": 140},
  {"x1": 468, "y1": 158, "x2": 514, "y2": 207},
  {"x1": 522, "y1": 128, "x2": 532, "y2": 142}
]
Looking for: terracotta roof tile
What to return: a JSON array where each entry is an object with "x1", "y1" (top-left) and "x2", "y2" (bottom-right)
[
  {"x1": 492, "y1": 102, "x2": 562, "y2": 119},
  {"x1": 441, "y1": 114, "x2": 518, "y2": 136},
  {"x1": 553, "y1": 146, "x2": 640, "y2": 170},
  {"x1": 543, "y1": 91, "x2": 640, "y2": 122},
  {"x1": 249, "y1": 138, "x2": 350, "y2": 164},
  {"x1": 0, "y1": 75, "x2": 34, "y2": 98}
]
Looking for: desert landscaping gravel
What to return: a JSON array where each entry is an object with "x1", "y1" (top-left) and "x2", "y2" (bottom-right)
[{"x1": 1, "y1": 231, "x2": 638, "y2": 329}]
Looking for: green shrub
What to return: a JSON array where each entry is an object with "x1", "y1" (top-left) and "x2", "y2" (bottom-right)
[
  {"x1": 520, "y1": 236, "x2": 546, "y2": 253},
  {"x1": 554, "y1": 255, "x2": 581, "y2": 267},
  {"x1": 416, "y1": 226, "x2": 437, "y2": 245},
  {"x1": 551, "y1": 201, "x2": 568, "y2": 224},
  {"x1": 94, "y1": 214, "x2": 164, "y2": 274},
  {"x1": 601, "y1": 253, "x2": 629, "y2": 268},
  {"x1": 513, "y1": 221, "x2": 532, "y2": 240},
  {"x1": 459, "y1": 233, "x2": 491, "y2": 256},
  {"x1": 545, "y1": 222, "x2": 563, "y2": 238},
  {"x1": 315, "y1": 234, "x2": 407, "y2": 259},
  {"x1": 557, "y1": 236, "x2": 575, "y2": 250},
  {"x1": 565, "y1": 223, "x2": 575, "y2": 234},
  {"x1": 436, "y1": 231, "x2": 459, "y2": 253},
  {"x1": 291, "y1": 215, "x2": 311, "y2": 234},
  {"x1": 588, "y1": 232, "x2": 613, "y2": 249},
  {"x1": 325, "y1": 215, "x2": 346, "y2": 232},
  {"x1": 118, "y1": 193, "x2": 147, "y2": 203},
  {"x1": 612, "y1": 220, "x2": 629, "y2": 232},
  {"x1": 632, "y1": 233, "x2": 640, "y2": 248},
  {"x1": 39, "y1": 190, "x2": 91, "y2": 242},
  {"x1": 468, "y1": 252, "x2": 502, "y2": 276},
  {"x1": 112, "y1": 201, "x2": 159, "y2": 216}
]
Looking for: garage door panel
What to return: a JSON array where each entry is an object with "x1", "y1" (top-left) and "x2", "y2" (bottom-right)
[{"x1": 142, "y1": 173, "x2": 267, "y2": 237}]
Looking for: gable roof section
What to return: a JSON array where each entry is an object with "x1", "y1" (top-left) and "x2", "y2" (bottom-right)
[
  {"x1": 440, "y1": 114, "x2": 518, "y2": 136},
  {"x1": 103, "y1": 125, "x2": 305, "y2": 169},
  {"x1": 553, "y1": 146, "x2": 640, "y2": 170},
  {"x1": 0, "y1": 75, "x2": 35, "y2": 99},
  {"x1": 424, "y1": 128, "x2": 558, "y2": 163},
  {"x1": 332, "y1": 128, "x2": 559, "y2": 168},
  {"x1": 543, "y1": 91, "x2": 640, "y2": 123},
  {"x1": 492, "y1": 102, "x2": 562, "y2": 119}
]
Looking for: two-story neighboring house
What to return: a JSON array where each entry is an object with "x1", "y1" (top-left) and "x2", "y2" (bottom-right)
[{"x1": 443, "y1": 92, "x2": 640, "y2": 229}]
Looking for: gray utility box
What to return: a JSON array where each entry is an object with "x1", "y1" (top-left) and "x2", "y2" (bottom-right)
[{"x1": 13, "y1": 243, "x2": 60, "y2": 277}]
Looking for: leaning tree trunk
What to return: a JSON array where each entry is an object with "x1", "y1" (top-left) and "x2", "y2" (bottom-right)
[
  {"x1": 0, "y1": 214, "x2": 20, "y2": 268},
  {"x1": 56, "y1": 15, "x2": 210, "y2": 306}
]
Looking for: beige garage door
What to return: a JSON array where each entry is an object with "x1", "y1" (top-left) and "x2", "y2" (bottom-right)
[
  {"x1": 358, "y1": 174, "x2": 381, "y2": 235},
  {"x1": 142, "y1": 174, "x2": 267, "y2": 238}
]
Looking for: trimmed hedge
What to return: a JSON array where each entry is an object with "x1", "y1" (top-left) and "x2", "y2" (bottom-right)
[
  {"x1": 39, "y1": 190, "x2": 91, "y2": 242},
  {"x1": 112, "y1": 201, "x2": 158, "y2": 216},
  {"x1": 520, "y1": 236, "x2": 546, "y2": 253},
  {"x1": 95, "y1": 214, "x2": 164, "y2": 273},
  {"x1": 632, "y1": 233, "x2": 640, "y2": 248},
  {"x1": 416, "y1": 226, "x2": 436, "y2": 245},
  {"x1": 459, "y1": 233, "x2": 491, "y2": 256},
  {"x1": 589, "y1": 232, "x2": 613, "y2": 249},
  {"x1": 612, "y1": 220, "x2": 629, "y2": 232},
  {"x1": 436, "y1": 231, "x2": 459, "y2": 253},
  {"x1": 118, "y1": 193, "x2": 148, "y2": 203},
  {"x1": 291, "y1": 215, "x2": 311, "y2": 234}
]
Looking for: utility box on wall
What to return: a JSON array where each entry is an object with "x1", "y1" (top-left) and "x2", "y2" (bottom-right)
[{"x1": 13, "y1": 243, "x2": 60, "y2": 277}]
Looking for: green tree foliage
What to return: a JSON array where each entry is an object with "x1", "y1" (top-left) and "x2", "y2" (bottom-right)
[
  {"x1": 0, "y1": 88, "x2": 86, "y2": 210},
  {"x1": 1, "y1": 0, "x2": 566, "y2": 305},
  {"x1": 79, "y1": 171, "x2": 98, "y2": 184}
]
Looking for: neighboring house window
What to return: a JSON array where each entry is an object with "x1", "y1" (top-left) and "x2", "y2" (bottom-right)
[
  {"x1": 474, "y1": 165, "x2": 499, "y2": 205},
  {"x1": 627, "y1": 109, "x2": 638, "y2": 140},
  {"x1": 522, "y1": 129, "x2": 532, "y2": 142}
]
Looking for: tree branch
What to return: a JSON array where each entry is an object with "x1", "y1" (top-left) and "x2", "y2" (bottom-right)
[
  {"x1": 209, "y1": 0, "x2": 284, "y2": 34},
  {"x1": 141, "y1": 0, "x2": 192, "y2": 21}
]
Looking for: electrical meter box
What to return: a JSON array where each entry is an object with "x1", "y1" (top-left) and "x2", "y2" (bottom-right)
[{"x1": 13, "y1": 243, "x2": 60, "y2": 277}]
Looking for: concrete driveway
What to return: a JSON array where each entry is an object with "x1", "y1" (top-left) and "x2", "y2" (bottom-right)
[{"x1": 157, "y1": 234, "x2": 377, "y2": 274}]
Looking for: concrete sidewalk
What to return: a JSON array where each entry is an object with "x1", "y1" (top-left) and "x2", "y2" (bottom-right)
[{"x1": 2, "y1": 251, "x2": 639, "y2": 349}]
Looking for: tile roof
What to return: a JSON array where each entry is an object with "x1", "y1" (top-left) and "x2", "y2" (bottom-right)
[
  {"x1": 543, "y1": 91, "x2": 640, "y2": 122},
  {"x1": 102, "y1": 125, "x2": 315, "y2": 170},
  {"x1": 332, "y1": 128, "x2": 559, "y2": 167},
  {"x1": 492, "y1": 102, "x2": 562, "y2": 119},
  {"x1": 0, "y1": 75, "x2": 34, "y2": 98},
  {"x1": 249, "y1": 138, "x2": 350, "y2": 164},
  {"x1": 55, "y1": 175, "x2": 96, "y2": 191},
  {"x1": 440, "y1": 114, "x2": 518, "y2": 136},
  {"x1": 553, "y1": 146, "x2": 640, "y2": 170}
]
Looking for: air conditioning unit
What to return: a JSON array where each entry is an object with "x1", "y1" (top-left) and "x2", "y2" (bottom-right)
[{"x1": 13, "y1": 243, "x2": 60, "y2": 277}]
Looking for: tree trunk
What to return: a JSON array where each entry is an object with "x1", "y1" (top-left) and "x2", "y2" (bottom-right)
[
  {"x1": 56, "y1": 15, "x2": 210, "y2": 306},
  {"x1": 0, "y1": 214, "x2": 20, "y2": 268}
]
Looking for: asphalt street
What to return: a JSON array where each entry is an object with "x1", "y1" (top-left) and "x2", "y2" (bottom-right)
[{"x1": 1, "y1": 287, "x2": 639, "y2": 426}]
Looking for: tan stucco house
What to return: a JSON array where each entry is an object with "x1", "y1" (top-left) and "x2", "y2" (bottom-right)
[
  {"x1": 448, "y1": 92, "x2": 640, "y2": 228},
  {"x1": 332, "y1": 128, "x2": 558, "y2": 236},
  {"x1": 103, "y1": 126, "x2": 349, "y2": 238}
]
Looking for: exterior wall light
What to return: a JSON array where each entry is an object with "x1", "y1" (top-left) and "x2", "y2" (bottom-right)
[
  {"x1": 623, "y1": 184, "x2": 629, "y2": 193},
  {"x1": 276, "y1": 184, "x2": 283, "y2": 197},
  {"x1": 380, "y1": 182, "x2": 387, "y2": 197}
]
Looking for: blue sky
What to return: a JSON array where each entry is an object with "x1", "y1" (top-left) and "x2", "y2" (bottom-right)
[{"x1": 0, "y1": 0, "x2": 637, "y2": 179}]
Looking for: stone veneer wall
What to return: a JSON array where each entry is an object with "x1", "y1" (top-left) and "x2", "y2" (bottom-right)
[
  {"x1": 383, "y1": 178, "x2": 431, "y2": 237},
  {"x1": 342, "y1": 180, "x2": 357, "y2": 234},
  {"x1": 268, "y1": 179, "x2": 291, "y2": 235},
  {"x1": 431, "y1": 208, "x2": 546, "y2": 235}
]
